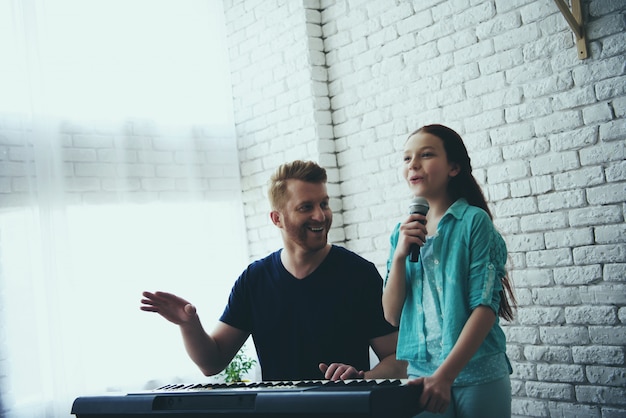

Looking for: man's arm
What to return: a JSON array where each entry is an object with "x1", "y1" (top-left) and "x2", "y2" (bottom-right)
[
  {"x1": 141, "y1": 291, "x2": 249, "y2": 376},
  {"x1": 319, "y1": 331, "x2": 407, "y2": 380},
  {"x1": 365, "y1": 331, "x2": 407, "y2": 379},
  {"x1": 180, "y1": 319, "x2": 249, "y2": 376}
]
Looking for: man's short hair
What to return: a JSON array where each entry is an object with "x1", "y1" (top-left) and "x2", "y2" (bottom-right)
[{"x1": 268, "y1": 160, "x2": 327, "y2": 210}]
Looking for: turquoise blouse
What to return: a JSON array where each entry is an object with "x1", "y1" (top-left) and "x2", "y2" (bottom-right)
[{"x1": 385, "y1": 199, "x2": 511, "y2": 379}]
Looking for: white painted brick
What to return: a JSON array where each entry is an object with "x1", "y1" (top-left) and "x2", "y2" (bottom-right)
[
  {"x1": 603, "y1": 263, "x2": 626, "y2": 282},
  {"x1": 475, "y1": 175, "x2": 495, "y2": 200},
  {"x1": 589, "y1": 325, "x2": 626, "y2": 346},
  {"x1": 397, "y1": 9, "x2": 433, "y2": 35},
  {"x1": 509, "y1": 178, "x2": 531, "y2": 197},
  {"x1": 522, "y1": 32, "x2": 573, "y2": 61},
  {"x1": 64, "y1": 177, "x2": 102, "y2": 192},
  {"x1": 580, "y1": 283, "x2": 626, "y2": 305},
  {"x1": 540, "y1": 325, "x2": 588, "y2": 344},
  {"x1": 565, "y1": 306, "x2": 617, "y2": 325},
  {"x1": 490, "y1": 122, "x2": 534, "y2": 145},
  {"x1": 545, "y1": 227, "x2": 594, "y2": 250},
  {"x1": 506, "y1": 100, "x2": 552, "y2": 127},
  {"x1": 524, "y1": 72, "x2": 574, "y2": 99},
  {"x1": 417, "y1": 20, "x2": 457, "y2": 46},
  {"x1": 613, "y1": 96, "x2": 626, "y2": 118},
  {"x1": 520, "y1": 212, "x2": 568, "y2": 232},
  {"x1": 548, "y1": 402, "x2": 604, "y2": 418},
  {"x1": 587, "y1": 183, "x2": 626, "y2": 205},
  {"x1": 507, "y1": 232, "x2": 545, "y2": 252},
  {"x1": 476, "y1": 10, "x2": 521, "y2": 39},
  {"x1": 549, "y1": 126, "x2": 598, "y2": 152},
  {"x1": 582, "y1": 102, "x2": 614, "y2": 124},
  {"x1": 73, "y1": 134, "x2": 115, "y2": 148},
  {"x1": 440, "y1": 95, "x2": 481, "y2": 117},
  {"x1": 482, "y1": 86, "x2": 524, "y2": 110},
  {"x1": 573, "y1": 244, "x2": 626, "y2": 265},
  {"x1": 580, "y1": 140, "x2": 625, "y2": 165},
  {"x1": 453, "y1": 40, "x2": 495, "y2": 66},
  {"x1": 553, "y1": 265, "x2": 603, "y2": 286},
  {"x1": 599, "y1": 119, "x2": 626, "y2": 142},
  {"x1": 463, "y1": 108, "x2": 505, "y2": 132},
  {"x1": 572, "y1": 346, "x2": 625, "y2": 366},
  {"x1": 517, "y1": 307, "x2": 563, "y2": 325},
  {"x1": 480, "y1": 49, "x2": 524, "y2": 77},
  {"x1": 464, "y1": 72, "x2": 506, "y2": 97},
  {"x1": 524, "y1": 346, "x2": 572, "y2": 363},
  {"x1": 569, "y1": 205, "x2": 623, "y2": 227},
  {"x1": 494, "y1": 197, "x2": 537, "y2": 217},
  {"x1": 64, "y1": 148, "x2": 98, "y2": 162},
  {"x1": 605, "y1": 160, "x2": 626, "y2": 182},
  {"x1": 454, "y1": 2, "x2": 496, "y2": 30},
  {"x1": 137, "y1": 150, "x2": 174, "y2": 164},
  {"x1": 503, "y1": 138, "x2": 549, "y2": 160},
  {"x1": 74, "y1": 163, "x2": 117, "y2": 177},
  {"x1": 535, "y1": 110, "x2": 584, "y2": 136},
  {"x1": 495, "y1": 21, "x2": 541, "y2": 52},
  {"x1": 525, "y1": 381, "x2": 574, "y2": 400},
  {"x1": 586, "y1": 365, "x2": 626, "y2": 387},
  {"x1": 530, "y1": 151, "x2": 580, "y2": 176},
  {"x1": 512, "y1": 287, "x2": 533, "y2": 305},
  {"x1": 529, "y1": 175, "x2": 553, "y2": 195},
  {"x1": 379, "y1": 2, "x2": 413, "y2": 27},
  {"x1": 620, "y1": 308, "x2": 626, "y2": 324},
  {"x1": 100, "y1": 178, "x2": 141, "y2": 193},
  {"x1": 510, "y1": 268, "x2": 552, "y2": 287},
  {"x1": 573, "y1": 56, "x2": 625, "y2": 86},
  {"x1": 526, "y1": 248, "x2": 573, "y2": 268},
  {"x1": 505, "y1": 326, "x2": 541, "y2": 344},
  {"x1": 554, "y1": 167, "x2": 605, "y2": 190}
]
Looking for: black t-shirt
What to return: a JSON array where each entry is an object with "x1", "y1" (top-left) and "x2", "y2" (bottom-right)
[{"x1": 219, "y1": 245, "x2": 397, "y2": 381}]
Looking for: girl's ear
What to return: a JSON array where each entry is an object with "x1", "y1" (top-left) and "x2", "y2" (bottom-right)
[{"x1": 449, "y1": 163, "x2": 461, "y2": 178}]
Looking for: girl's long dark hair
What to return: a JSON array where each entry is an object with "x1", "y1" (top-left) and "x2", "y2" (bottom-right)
[{"x1": 413, "y1": 124, "x2": 517, "y2": 321}]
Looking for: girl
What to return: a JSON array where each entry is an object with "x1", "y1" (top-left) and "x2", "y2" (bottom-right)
[{"x1": 382, "y1": 124, "x2": 516, "y2": 417}]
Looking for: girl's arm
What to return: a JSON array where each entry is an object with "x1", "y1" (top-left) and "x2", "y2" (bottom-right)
[
  {"x1": 382, "y1": 253, "x2": 408, "y2": 327},
  {"x1": 433, "y1": 305, "x2": 496, "y2": 382},
  {"x1": 382, "y1": 215, "x2": 427, "y2": 326},
  {"x1": 412, "y1": 306, "x2": 496, "y2": 413}
]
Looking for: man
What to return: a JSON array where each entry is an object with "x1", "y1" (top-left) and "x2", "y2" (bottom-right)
[{"x1": 141, "y1": 160, "x2": 406, "y2": 381}]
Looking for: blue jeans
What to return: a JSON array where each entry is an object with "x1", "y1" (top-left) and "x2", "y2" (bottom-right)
[{"x1": 415, "y1": 375, "x2": 511, "y2": 418}]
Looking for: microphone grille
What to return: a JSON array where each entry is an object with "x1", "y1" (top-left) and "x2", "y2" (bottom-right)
[{"x1": 408, "y1": 197, "x2": 429, "y2": 215}]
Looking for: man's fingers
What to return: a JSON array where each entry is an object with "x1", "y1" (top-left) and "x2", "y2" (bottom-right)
[{"x1": 319, "y1": 363, "x2": 362, "y2": 381}]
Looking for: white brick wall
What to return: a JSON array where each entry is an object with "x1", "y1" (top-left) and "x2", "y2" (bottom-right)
[
  {"x1": 0, "y1": 119, "x2": 242, "y2": 207},
  {"x1": 223, "y1": 0, "x2": 343, "y2": 256},
  {"x1": 223, "y1": 0, "x2": 626, "y2": 416}
]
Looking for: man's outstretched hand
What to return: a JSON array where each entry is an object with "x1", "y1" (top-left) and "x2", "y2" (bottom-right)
[
  {"x1": 140, "y1": 291, "x2": 197, "y2": 325},
  {"x1": 319, "y1": 362, "x2": 366, "y2": 381}
]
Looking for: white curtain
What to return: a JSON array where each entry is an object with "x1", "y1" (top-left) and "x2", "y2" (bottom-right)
[{"x1": 0, "y1": 1, "x2": 250, "y2": 417}]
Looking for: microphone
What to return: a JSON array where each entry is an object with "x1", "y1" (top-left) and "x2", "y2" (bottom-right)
[{"x1": 408, "y1": 197, "x2": 429, "y2": 262}]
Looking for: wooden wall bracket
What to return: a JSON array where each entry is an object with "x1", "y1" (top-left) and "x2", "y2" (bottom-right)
[{"x1": 553, "y1": 0, "x2": 588, "y2": 59}]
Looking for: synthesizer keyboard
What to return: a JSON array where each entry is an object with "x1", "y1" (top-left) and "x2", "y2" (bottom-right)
[{"x1": 71, "y1": 379, "x2": 423, "y2": 417}]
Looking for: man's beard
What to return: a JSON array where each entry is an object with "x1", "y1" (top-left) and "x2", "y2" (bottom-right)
[{"x1": 283, "y1": 218, "x2": 331, "y2": 252}]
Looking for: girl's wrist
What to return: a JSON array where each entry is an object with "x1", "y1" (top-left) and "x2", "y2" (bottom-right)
[
  {"x1": 432, "y1": 367, "x2": 457, "y2": 385},
  {"x1": 392, "y1": 251, "x2": 408, "y2": 263}
]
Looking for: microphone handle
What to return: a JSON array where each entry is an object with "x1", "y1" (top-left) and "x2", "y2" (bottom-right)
[
  {"x1": 409, "y1": 244, "x2": 420, "y2": 262},
  {"x1": 408, "y1": 218, "x2": 426, "y2": 262}
]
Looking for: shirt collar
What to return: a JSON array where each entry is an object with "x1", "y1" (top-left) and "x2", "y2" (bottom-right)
[{"x1": 444, "y1": 198, "x2": 469, "y2": 221}]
